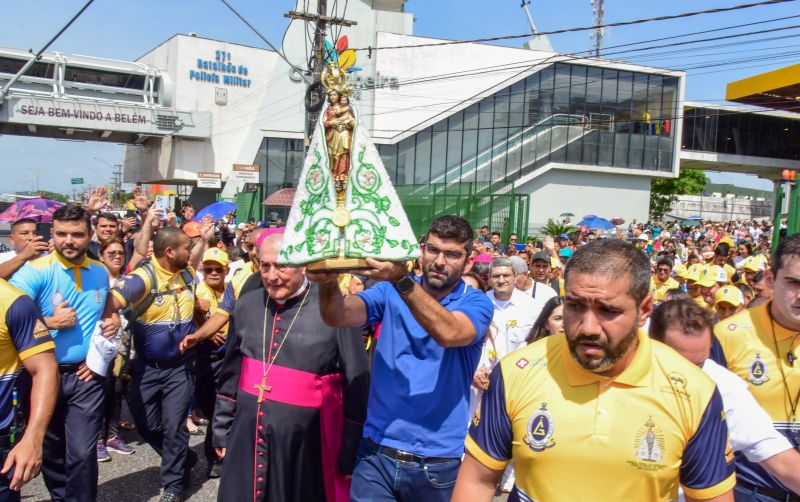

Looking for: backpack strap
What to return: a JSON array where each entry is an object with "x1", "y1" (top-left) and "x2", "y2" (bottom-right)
[{"x1": 129, "y1": 261, "x2": 158, "y2": 319}]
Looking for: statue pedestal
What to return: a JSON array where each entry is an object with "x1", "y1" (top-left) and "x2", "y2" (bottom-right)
[{"x1": 306, "y1": 257, "x2": 369, "y2": 271}]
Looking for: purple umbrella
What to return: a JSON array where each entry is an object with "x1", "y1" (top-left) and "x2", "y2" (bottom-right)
[{"x1": 0, "y1": 198, "x2": 65, "y2": 223}]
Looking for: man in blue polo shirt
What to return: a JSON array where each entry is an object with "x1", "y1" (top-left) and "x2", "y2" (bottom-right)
[
  {"x1": 310, "y1": 215, "x2": 493, "y2": 502},
  {"x1": 10, "y1": 204, "x2": 114, "y2": 502}
]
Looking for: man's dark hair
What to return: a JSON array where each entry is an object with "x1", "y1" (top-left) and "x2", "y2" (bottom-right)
[
  {"x1": 52, "y1": 204, "x2": 91, "y2": 232},
  {"x1": 491, "y1": 231, "x2": 501, "y2": 238},
  {"x1": 738, "y1": 283, "x2": 754, "y2": 299},
  {"x1": 564, "y1": 239, "x2": 651, "y2": 304},
  {"x1": 11, "y1": 218, "x2": 37, "y2": 230},
  {"x1": 656, "y1": 257, "x2": 673, "y2": 270},
  {"x1": 649, "y1": 299, "x2": 713, "y2": 342},
  {"x1": 773, "y1": 233, "x2": 800, "y2": 275},
  {"x1": 481, "y1": 225, "x2": 489, "y2": 231},
  {"x1": 715, "y1": 242, "x2": 730, "y2": 257},
  {"x1": 153, "y1": 227, "x2": 187, "y2": 258},
  {"x1": 664, "y1": 288, "x2": 691, "y2": 301},
  {"x1": 425, "y1": 215, "x2": 474, "y2": 252},
  {"x1": 96, "y1": 212, "x2": 119, "y2": 225},
  {"x1": 753, "y1": 270, "x2": 765, "y2": 283}
]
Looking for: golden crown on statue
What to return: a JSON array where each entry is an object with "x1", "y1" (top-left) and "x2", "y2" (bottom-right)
[{"x1": 321, "y1": 62, "x2": 354, "y2": 98}]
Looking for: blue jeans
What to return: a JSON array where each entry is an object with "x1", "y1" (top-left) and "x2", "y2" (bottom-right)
[
  {"x1": 734, "y1": 484, "x2": 791, "y2": 502},
  {"x1": 350, "y1": 439, "x2": 461, "y2": 502}
]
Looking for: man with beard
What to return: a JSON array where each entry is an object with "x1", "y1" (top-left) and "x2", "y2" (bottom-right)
[
  {"x1": 453, "y1": 239, "x2": 735, "y2": 501},
  {"x1": 310, "y1": 215, "x2": 494, "y2": 502},
  {"x1": 212, "y1": 230, "x2": 369, "y2": 502},
  {"x1": 10, "y1": 204, "x2": 116, "y2": 502},
  {"x1": 105, "y1": 227, "x2": 198, "y2": 502}
]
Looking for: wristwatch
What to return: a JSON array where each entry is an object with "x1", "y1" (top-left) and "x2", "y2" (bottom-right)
[{"x1": 396, "y1": 275, "x2": 415, "y2": 295}]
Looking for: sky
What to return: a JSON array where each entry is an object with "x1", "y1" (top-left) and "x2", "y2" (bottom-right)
[{"x1": 3, "y1": 0, "x2": 799, "y2": 194}]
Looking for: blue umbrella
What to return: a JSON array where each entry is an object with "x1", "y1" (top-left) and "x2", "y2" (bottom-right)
[
  {"x1": 576, "y1": 217, "x2": 597, "y2": 227},
  {"x1": 585, "y1": 217, "x2": 616, "y2": 231},
  {"x1": 196, "y1": 201, "x2": 236, "y2": 221}
]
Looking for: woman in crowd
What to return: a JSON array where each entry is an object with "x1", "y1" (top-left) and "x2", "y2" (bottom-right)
[
  {"x1": 526, "y1": 296, "x2": 565, "y2": 344},
  {"x1": 97, "y1": 238, "x2": 135, "y2": 461}
]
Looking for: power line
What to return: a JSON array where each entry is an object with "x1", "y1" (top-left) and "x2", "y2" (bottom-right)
[{"x1": 350, "y1": 0, "x2": 799, "y2": 52}]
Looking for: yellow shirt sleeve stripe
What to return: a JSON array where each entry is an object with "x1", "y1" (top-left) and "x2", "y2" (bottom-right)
[
  {"x1": 681, "y1": 472, "x2": 736, "y2": 500},
  {"x1": 19, "y1": 341, "x2": 55, "y2": 361},
  {"x1": 111, "y1": 290, "x2": 129, "y2": 309},
  {"x1": 464, "y1": 435, "x2": 510, "y2": 472}
]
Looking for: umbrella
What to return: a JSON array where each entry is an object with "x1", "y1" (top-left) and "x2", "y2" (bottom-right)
[
  {"x1": 195, "y1": 201, "x2": 236, "y2": 221},
  {"x1": 582, "y1": 214, "x2": 599, "y2": 219},
  {"x1": 559, "y1": 212, "x2": 575, "y2": 218},
  {"x1": 682, "y1": 219, "x2": 702, "y2": 227},
  {"x1": 0, "y1": 198, "x2": 64, "y2": 223},
  {"x1": 584, "y1": 217, "x2": 616, "y2": 231},
  {"x1": 263, "y1": 188, "x2": 297, "y2": 207},
  {"x1": 611, "y1": 218, "x2": 625, "y2": 226},
  {"x1": 576, "y1": 216, "x2": 598, "y2": 227}
]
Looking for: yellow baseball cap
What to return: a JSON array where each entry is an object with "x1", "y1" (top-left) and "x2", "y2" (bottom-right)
[
  {"x1": 202, "y1": 248, "x2": 229, "y2": 267},
  {"x1": 673, "y1": 263, "x2": 688, "y2": 279},
  {"x1": 742, "y1": 256, "x2": 763, "y2": 272},
  {"x1": 719, "y1": 237, "x2": 735, "y2": 248},
  {"x1": 715, "y1": 285, "x2": 743, "y2": 308},
  {"x1": 686, "y1": 264, "x2": 704, "y2": 283},
  {"x1": 696, "y1": 265, "x2": 727, "y2": 288}
]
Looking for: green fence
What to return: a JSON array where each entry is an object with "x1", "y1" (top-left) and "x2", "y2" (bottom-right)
[
  {"x1": 235, "y1": 186, "x2": 263, "y2": 224},
  {"x1": 395, "y1": 182, "x2": 529, "y2": 240}
]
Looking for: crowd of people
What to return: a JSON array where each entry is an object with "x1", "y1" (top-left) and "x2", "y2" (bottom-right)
[{"x1": 0, "y1": 186, "x2": 797, "y2": 502}]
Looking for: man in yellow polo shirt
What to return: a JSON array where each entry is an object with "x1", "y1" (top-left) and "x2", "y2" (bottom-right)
[
  {"x1": 193, "y1": 248, "x2": 229, "y2": 479},
  {"x1": 715, "y1": 233, "x2": 800, "y2": 500},
  {"x1": 650, "y1": 257, "x2": 679, "y2": 303},
  {"x1": 454, "y1": 239, "x2": 735, "y2": 502}
]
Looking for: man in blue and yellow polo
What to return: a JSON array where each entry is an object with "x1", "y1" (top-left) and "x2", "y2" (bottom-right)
[
  {"x1": 106, "y1": 227, "x2": 197, "y2": 502},
  {"x1": 454, "y1": 239, "x2": 735, "y2": 502},
  {"x1": 715, "y1": 233, "x2": 800, "y2": 501},
  {"x1": 10, "y1": 204, "x2": 111, "y2": 502},
  {"x1": 0, "y1": 279, "x2": 57, "y2": 501}
]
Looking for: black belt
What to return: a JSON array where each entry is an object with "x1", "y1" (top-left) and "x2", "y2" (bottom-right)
[
  {"x1": 364, "y1": 438, "x2": 456, "y2": 464},
  {"x1": 738, "y1": 480, "x2": 800, "y2": 502},
  {"x1": 141, "y1": 357, "x2": 191, "y2": 369},
  {"x1": 58, "y1": 363, "x2": 83, "y2": 373}
]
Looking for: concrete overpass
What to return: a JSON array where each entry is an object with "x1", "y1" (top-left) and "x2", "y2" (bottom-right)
[{"x1": 0, "y1": 46, "x2": 210, "y2": 145}]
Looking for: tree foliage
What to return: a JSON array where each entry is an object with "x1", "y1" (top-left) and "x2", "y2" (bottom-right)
[
  {"x1": 39, "y1": 191, "x2": 70, "y2": 203},
  {"x1": 649, "y1": 168, "x2": 709, "y2": 220},
  {"x1": 539, "y1": 218, "x2": 578, "y2": 237}
]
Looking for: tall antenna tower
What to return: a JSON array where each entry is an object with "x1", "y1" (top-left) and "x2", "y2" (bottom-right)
[{"x1": 590, "y1": 0, "x2": 604, "y2": 57}]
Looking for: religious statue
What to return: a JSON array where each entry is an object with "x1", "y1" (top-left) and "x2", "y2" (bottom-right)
[{"x1": 277, "y1": 63, "x2": 420, "y2": 270}]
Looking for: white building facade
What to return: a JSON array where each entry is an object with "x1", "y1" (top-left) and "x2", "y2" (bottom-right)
[{"x1": 121, "y1": 0, "x2": 684, "y2": 233}]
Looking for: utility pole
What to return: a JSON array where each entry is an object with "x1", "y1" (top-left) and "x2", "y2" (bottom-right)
[
  {"x1": 285, "y1": 1, "x2": 356, "y2": 147},
  {"x1": 27, "y1": 168, "x2": 44, "y2": 196},
  {"x1": 112, "y1": 164, "x2": 123, "y2": 208}
]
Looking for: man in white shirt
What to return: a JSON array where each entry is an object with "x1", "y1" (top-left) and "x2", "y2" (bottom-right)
[
  {"x1": 649, "y1": 299, "x2": 800, "y2": 496},
  {"x1": 0, "y1": 218, "x2": 49, "y2": 280},
  {"x1": 471, "y1": 257, "x2": 540, "y2": 493}
]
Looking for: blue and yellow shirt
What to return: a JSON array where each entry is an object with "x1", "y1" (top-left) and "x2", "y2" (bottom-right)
[
  {"x1": 217, "y1": 261, "x2": 257, "y2": 316},
  {"x1": 10, "y1": 253, "x2": 108, "y2": 364},
  {"x1": 467, "y1": 331, "x2": 735, "y2": 501},
  {"x1": 111, "y1": 261, "x2": 196, "y2": 363},
  {"x1": 715, "y1": 302, "x2": 800, "y2": 493},
  {"x1": 0, "y1": 280, "x2": 54, "y2": 429}
]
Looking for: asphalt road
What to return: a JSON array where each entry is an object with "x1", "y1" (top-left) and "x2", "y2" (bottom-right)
[{"x1": 21, "y1": 427, "x2": 511, "y2": 501}]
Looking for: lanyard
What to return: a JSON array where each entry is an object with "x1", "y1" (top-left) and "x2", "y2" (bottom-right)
[{"x1": 769, "y1": 319, "x2": 800, "y2": 444}]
